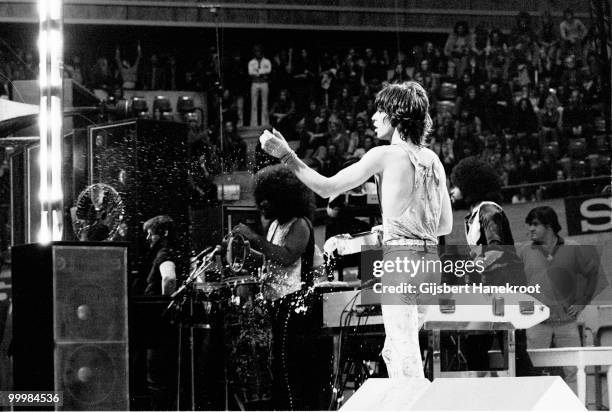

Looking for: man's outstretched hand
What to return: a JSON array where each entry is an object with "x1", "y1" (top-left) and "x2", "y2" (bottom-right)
[{"x1": 259, "y1": 128, "x2": 292, "y2": 159}]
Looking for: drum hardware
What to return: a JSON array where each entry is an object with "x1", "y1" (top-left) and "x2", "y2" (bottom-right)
[
  {"x1": 174, "y1": 242, "x2": 271, "y2": 410},
  {"x1": 162, "y1": 245, "x2": 222, "y2": 411},
  {"x1": 222, "y1": 231, "x2": 273, "y2": 306}
]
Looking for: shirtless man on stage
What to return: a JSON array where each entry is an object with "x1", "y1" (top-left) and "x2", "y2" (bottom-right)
[{"x1": 260, "y1": 81, "x2": 453, "y2": 378}]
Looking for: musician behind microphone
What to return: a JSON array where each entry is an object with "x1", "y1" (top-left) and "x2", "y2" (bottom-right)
[
  {"x1": 132, "y1": 214, "x2": 179, "y2": 410},
  {"x1": 226, "y1": 164, "x2": 319, "y2": 409},
  {"x1": 142, "y1": 215, "x2": 177, "y2": 296}
]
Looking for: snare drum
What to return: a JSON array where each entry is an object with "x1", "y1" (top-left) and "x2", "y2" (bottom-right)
[{"x1": 222, "y1": 275, "x2": 265, "y2": 307}]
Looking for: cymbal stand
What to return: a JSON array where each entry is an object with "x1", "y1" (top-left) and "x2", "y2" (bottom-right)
[{"x1": 168, "y1": 256, "x2": 215, "y2": 411}]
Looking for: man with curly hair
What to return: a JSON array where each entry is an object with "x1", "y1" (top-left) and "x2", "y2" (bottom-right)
[
  {"x1": 450, "y1": 156, "x2": 533, "y2": 376},
  {"x1": 232, "y1": 164, "x2": 316, "y2": 299},
  {"x1": 230, "y1": 164, "x2": 318, "y2": 409},
  {"x1": 259, "y1": 81, "x2": 453, "y2": 379}
]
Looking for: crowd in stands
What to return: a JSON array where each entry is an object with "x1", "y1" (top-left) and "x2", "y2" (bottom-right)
[{"x1": 0, "y1": 8, "x2": 609, "y2": 205}]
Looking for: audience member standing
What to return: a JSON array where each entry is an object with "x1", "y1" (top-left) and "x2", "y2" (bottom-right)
[
  {"x1": 115, "y1": 41, "x2": 141, "y2": 91},
  {"x1": 143, "y1": 53, "x2": 167, "y2": 90},
  {"x1": 64, "y1": 54, "x2": 85, "y2": 85},
  {"x1": 560, "y1": 8, "x2": 587, "y2": 57},
  {"x1": 90, "y1": 57, "x2": 116, "y2": 97},
  {"x1": 225, "y1": 52, "x2": 248, "y2": 127},
  {"x1": 248, "y1": 44, "x2": 272, "y2": 126}
]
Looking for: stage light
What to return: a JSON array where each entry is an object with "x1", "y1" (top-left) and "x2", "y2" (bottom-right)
[
  {"x1": 153, "y1": 96, "x2": 171, "y2": 112},
  {"x1": 176, "y1": 95, "x2": 195, "y2": 114},
  {"x1": 152, "y1": 96, "x2": 173, "y2": 121},
  {"x1": 184, "y1": 111, "x2": 199, "y2": 123},
  {"x1": 131, "y1": 96, "x2": 149, "y2": 117},
  {"x1": 37, "y1": 0, "x2": 63, "y2": 243}
]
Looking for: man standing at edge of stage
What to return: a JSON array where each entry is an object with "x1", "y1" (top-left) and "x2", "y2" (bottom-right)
[{"x1": 519, "y1": 205, "x2": 602, "y2": 393}]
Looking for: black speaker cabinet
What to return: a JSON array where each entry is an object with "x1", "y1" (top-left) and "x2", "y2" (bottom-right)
[{"x1": 11, "y1": 242, "x2": 129, "y2": 411}]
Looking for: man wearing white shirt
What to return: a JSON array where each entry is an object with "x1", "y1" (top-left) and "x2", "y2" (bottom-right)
[{"x1": 248, "y1": 44, "x2": 272, "y2": 126}]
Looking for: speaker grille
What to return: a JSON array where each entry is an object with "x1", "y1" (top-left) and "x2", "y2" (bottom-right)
[
  {"x1": 55, "y1": 342, "x2": 128, "y2": 410},
  {"x1": 53, "y1": 246, "x2": 127, "y2": 342}
]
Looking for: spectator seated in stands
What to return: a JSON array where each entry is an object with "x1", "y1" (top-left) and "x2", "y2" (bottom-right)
[
  {"x1": 270, "y1": 88, "x2": 296, "y2": 135},
  {"x1": 538, "y1": 94, "x2": 563, "y2": 147},
  {"x1": 513, "y1": 98, "x2": 539, "y2": 137},
  {"x1": 444, "y1": 21, "x2": 473, "y2": 77},
  {"x1": 221, "y1": 120, "x2": 247, "y2": 172}
]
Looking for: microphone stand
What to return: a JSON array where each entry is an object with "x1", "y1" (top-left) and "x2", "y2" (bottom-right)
[{"x1": 169, "y1": 253, "x2": 216, "y2": 411}]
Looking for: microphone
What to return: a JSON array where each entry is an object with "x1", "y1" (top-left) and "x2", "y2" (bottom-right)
[
  {"x1": 203, "y1": 245, "x2": 222, "y2": 261},
  {"x1": 191, "y1": 246, "x2": 214, "y2": 263},
  {"x1": 170, "y1": 245, "x2": 222, "y2": 301}
]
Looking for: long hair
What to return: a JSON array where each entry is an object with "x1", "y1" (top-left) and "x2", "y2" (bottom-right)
[
  {"x1": 450, "y1": 156, "x2": 503, "y2": 206},
  {"x1": 254, "y1": 164, "x2": 315, "y2": 223},
  {"x1": 374, "y1": 81, "x2": 433, "y2": 146}
]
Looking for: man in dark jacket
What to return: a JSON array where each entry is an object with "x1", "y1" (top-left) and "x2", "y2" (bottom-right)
[{"x1": 450, "y1": 156, "x2": 534, "y2": 376}]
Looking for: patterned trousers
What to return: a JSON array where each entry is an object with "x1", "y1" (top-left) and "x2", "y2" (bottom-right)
[{"x1": 381, "y1": 304, "x2": 425, "y2": 378}]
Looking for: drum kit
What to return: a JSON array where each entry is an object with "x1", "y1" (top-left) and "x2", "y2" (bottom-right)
[
  {"x1": 188, "y1": 228, "x2": 368, "y2": 317},
  {"x1": 186, "y1": 232, "x2": 270, "y2": 325},
  {"x1": 167, "y1": 228, "x2": 381, "y2": 409},
  {"x1": 168, "y1": 232, "x2": 277, "y2": 409}
]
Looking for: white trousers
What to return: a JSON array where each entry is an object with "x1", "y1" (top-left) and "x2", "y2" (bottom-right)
[{"x1": 250, "y1": 82, "x2": 269, "y2": 126}]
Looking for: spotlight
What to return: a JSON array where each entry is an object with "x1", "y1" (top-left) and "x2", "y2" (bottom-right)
[
  {"x1": 131, "y1": 96, "x2": 149, "y2": 118},
  {"x1": 176, "y1": 95, "x2": 195, "y2": 114},
  {"x1": 153, "y1": 95, "x2": 172, "y2": 120},
  {"x1": 185, "y1": 111, "x2": 199, "y2": 123}
]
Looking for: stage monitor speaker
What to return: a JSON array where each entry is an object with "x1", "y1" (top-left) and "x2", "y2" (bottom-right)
[
  {"x1": 11, "y1": 242, "x2": 129, "y2": 411},
  {"x1": 341, "y1": 377, "x2": 585, "y2": 411}
]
